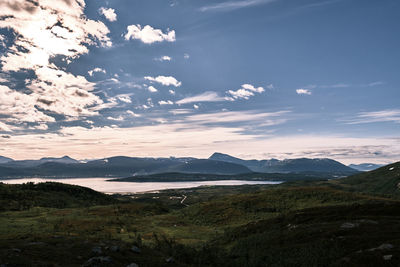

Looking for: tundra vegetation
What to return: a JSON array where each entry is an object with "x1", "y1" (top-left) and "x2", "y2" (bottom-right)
[{"x1": 0, "y1": 162, "x2": 399, "y2": 266}]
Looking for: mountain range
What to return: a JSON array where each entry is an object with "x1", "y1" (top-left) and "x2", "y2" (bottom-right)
[{"x1": 0, "y1": 153, "x2": 360, "y2": 179}]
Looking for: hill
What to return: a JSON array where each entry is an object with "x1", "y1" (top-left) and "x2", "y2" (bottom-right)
[
  {"x1": 0, "y1": 182, "x2": 117, "y2": 211},
  {"x1": 334, "y1": 161, "x2": 400, "y2": 197}
]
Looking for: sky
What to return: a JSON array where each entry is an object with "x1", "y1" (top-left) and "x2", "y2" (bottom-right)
[{"x1": 0, "y1": 0, "x2": 399, "y2": 164}]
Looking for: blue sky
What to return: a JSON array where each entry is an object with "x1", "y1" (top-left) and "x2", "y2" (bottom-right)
[{"x1": 0, "y1": 0, "x2": 399, "y2": 164}]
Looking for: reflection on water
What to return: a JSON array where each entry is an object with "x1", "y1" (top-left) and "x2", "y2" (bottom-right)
[{"x1": 1, "y1": 178, "x2": 282, "y2": 194}]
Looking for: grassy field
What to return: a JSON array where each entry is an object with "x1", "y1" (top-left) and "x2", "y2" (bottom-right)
[{"x1": 1, "y1": 163, "x2": 400, "y2": 266}]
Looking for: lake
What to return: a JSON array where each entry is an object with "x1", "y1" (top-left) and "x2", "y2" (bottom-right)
[{"x1": 1, "y1": 178, "x2": 282, "y2": 194}]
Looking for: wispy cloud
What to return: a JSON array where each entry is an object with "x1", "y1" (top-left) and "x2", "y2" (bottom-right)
[
  {"x1": 344, "y1": 109, "x2": 400, "y2": 124},
  {"x1": 176, "y1": 91, "x2": 227, "y2": 104},
  {"x1": 199, "y1": 0, "x2": 277, "y2": 12}
]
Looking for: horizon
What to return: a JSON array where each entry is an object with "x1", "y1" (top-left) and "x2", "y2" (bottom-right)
[
  {"x1": 1, "y1": 0, "x2": 399, "y2": 165},
  {"x1": 0, "y1": 151, "x2": 389, "y2": 166}
]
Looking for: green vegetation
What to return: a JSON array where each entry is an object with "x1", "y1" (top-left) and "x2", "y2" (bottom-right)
[{"x1": 1, "y1": 162, "x2": 400, "y2": 266}]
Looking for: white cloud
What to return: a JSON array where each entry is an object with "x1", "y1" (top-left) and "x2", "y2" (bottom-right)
[
  {"x1": 127, "y1": 110, "x2": 140, "y2": 117},
  {"x1": 144, "y1": 76, "x2": 182, "y2": 87},
  {"x1": 200, "y1": 0, "x2": 277, "y2": 12},
  {"x1": 0, "y1": 121, "x2": 12, "y2": 132},
  {"x1": 176, "y1": 91, "x2": 227, "y2": 104},
  {"x1": 228, "y1": 84, "x2": 265, "y2": 100},
  {"x1": 125, "y1": 25, "x2": 176, "y2": 44},
  {"x1": 0, "y1": 0, "x2": 112, "y2": 125},
  {"x1": 169, "y1": 89, "x2": 176, "y2": 95},
  {"x1": 155, "y1": 56, "x2": 172, "y2": 61},
  {"x1": 88, "y1": 67, "x2": 106, "y2": 76},
  {"x1": 107, "y1": 116, "x2": 124, "y2": 121},
  {"x1": 344, "y1": 109, "x2": 400, "y2": 124},
  {"x1": 147, "y1": 86, "x2": 158, "y2": 93},
  {"x1": 116, "y1": 94, "x2": 132, "y2": 103},
  {"x1": 159, "y1": 100, "x2": 174, "y2": 105},
  {"x1": 296, "y1": 89, "x2": 312, "y2": 95},
  {"x1": 99, "y1": 7, "x2": 117, "y2": 22}
]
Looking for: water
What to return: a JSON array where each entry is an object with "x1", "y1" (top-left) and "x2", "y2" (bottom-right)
[{"x1": 1, "y1": 178, "x2": 282, "y2": 194}]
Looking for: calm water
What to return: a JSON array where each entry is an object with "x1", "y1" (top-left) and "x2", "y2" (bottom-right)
[{"x1": 1, "y1": 178, "x2": 282, "y2": 194}]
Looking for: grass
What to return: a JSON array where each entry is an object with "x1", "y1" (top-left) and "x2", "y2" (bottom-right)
[{"x1": 1, "y1": 165, "x2": 400, "y2": 266}]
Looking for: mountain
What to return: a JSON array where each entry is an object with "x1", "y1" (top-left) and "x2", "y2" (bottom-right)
[
  {"x1": 0, "y1": 156, "x2": 251, "y2": 178},
  {"x1": 167, "y1": 159, "x2": 251, "y2": 174},
  {"x1": 2, "y1": 156, "x2": 79, "y2": 168},
  {"x1": 348, "y1": 163, "x2": 383, "y2": 171},
  {"x1": 39, "y1": 156, "x2": 79, "y2": 164},
  {"x1": 0, "y1": 156, "x2": 13, "y2": 164},
  {"x1": 336, "y1": 161, "x2": 400, "y2": 197},
  {"x1": 209, "y1": 152, "x2": 357, "y2": 174}
]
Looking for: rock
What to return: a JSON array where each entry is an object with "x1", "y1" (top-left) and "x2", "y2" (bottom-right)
[
  {"x1": 83, "y1": 256, "x2": 112, "y2": 266},
  {"x1": 383, "y1": 255, "x2": 393, "y2": 261},
  {"x1": 92, "y1": 246, "x2": 102, "y2": 254},
  {"x1": 11, "y1": 248, "x2": 21, "y2": 253},
  {"x1": 377, "y1": 243, "x2": 394, "y2": 250},
  {"x1": 110, "y1": 245, "x2": 119, "y2": 252},
  {"x1": 340, "y1": 222, "x2": 359, "y2": 229},
  {"x1": 166, "y1": 257, "x2": 174, "y2": 263},
  {"x1": 368, "y1": 243, "x2": 394, "y2": 251},
  {"x1": 127, "y1": 263, "x2": 139, "y2": 267},
  {"x1": 131, "y1": 246, "x2": 141, "y2": 253}
]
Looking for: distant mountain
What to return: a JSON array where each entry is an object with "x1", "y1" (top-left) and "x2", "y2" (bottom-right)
[
  {"x1": 209, "y1": 152, "x2": 357, "y2": 175},
  {"x1": 0, "y1": 156, "x2": 251, "y2": 178},
  {"x1": 1, "y1": 156, "x2": 79, "y2": 168},
  {"x1": 167, "y1": 159, "x2": 251, "y2": 175},
  {"x1": 337, "y1": 161, "x2": 400, "y2": 197},
  {"x1": 39, "y1": 156, "x2": 79, "y2": 164},
  {"x1": 0, "y1": 156, "x2": 13, "y2": 164},
  {"x1": 348, "y1": 163, "x2": 383, "y2": 172},
  {"x1": 0, "y1": 153, "x2": 358, "y2": 179}
]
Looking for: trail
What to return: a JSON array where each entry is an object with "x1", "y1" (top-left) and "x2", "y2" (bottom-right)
[{"x1": 181, "y1": 195, "x2": 189, "y2": 207}]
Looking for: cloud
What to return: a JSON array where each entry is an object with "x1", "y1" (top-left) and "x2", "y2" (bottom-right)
[
  {"x1": 155, "y1": 56, "x2": 172, "y2": 61},
  {"x1": 127, "y1": 110, "x2": 140, "y2": 117},
  {"x1": 116, "y1": 94, "x2": 132, "y2": 103},
  {"x1": 0, "y1": 84, "x2": 56, "y2": 124},
  {"x1": 296, "y1": 89, "x2": 312, "y2": 95},
  {"x1": 144, "y1": 76, "x2": 182, "y2": 87},
  {"x1": 99, "y1": 7, "x2": 117, "y2": 22},
  {"x1": 88, "y1": 67, "x2": 106, "y2": 76},
  {"x1": 176, "y1": 91, "x2": 227, "y2": 104},
  {"x1": 0, "y1": 121, "x2": 12, "y2": 132},
  {"x1": 107, "y1": 116, "x2": 124, "y2": 121},
  {"x1": 344, "y1": 109, "x2": 400, "y2": 124},
  {"x1": 169, "y1": 89, "x2": 176, "y2": 95},
  {"x1": 200, "y1": 0, "x2": 277, "y2": 12},
  {"x1": 147, "y1": 86, "x2": 158, "y2": 93},
  {"x1": 0, "y1": 0, "x2": 112, "y2": 127},
  {"x1": 228, "y1": 84, "x2": 265, "y2": 100},
  {"x1": 124, "y1": 25, "x2": 176, "y2": 44},
  {"x1": 159, "y1": 100, "x2": 174, "y2": 105},
  {"x1": 186, "y1": 110, "x2": 289, "y2": 125}
]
